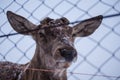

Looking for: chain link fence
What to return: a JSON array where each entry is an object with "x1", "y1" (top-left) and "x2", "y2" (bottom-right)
[{"x1": 0, "y1": 0, "x2": 120, "y2": 80}]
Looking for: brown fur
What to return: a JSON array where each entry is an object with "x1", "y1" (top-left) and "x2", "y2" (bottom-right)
[{"x1": 0, "y1": 11, "x2": 103, "y2": 80}]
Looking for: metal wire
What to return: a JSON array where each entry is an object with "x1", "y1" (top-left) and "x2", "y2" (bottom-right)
[
  {"x1": 1, "y1": 65, "x2": 119, "y2": 79},
  {"x1": 0, "y1": 13, "x2": 120, "y2": 38},
  {"x1": 0, "y1": 0, "x2": 120, "y2": 80}
]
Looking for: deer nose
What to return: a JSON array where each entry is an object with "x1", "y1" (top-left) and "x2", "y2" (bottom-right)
[{"x1": 59, "y1": 49, "x2": 77, "y2": 62}]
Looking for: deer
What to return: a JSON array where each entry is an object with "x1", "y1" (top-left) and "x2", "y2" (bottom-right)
[{"x1": 0, "y1": 11, "x2": 103, "y2": 80}]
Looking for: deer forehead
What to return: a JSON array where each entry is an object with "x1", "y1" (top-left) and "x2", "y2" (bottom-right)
[
  {"x1": 34, "y1": 21, "x2": 72, "y2": 49},
  {"x1": 38, "y1": 17, "x2": 72, "y2": 39}
]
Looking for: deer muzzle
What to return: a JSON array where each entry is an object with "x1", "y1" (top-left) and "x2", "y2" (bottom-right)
[{"x1": 59, "y1": 49, "x2": 77, "y2": 62}]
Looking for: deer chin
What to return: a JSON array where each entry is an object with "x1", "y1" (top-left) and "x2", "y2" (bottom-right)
[
  {"x1": 53, "y1": 60, "x2": 71, "y2": 78},
  {"x1": 56, "y1": 59, "x2": 71, "y2": 68}
]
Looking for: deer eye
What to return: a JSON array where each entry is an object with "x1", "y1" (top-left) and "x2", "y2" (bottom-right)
[{"x1": 39, "y1": 32, "x2": 47, "y2": 42}]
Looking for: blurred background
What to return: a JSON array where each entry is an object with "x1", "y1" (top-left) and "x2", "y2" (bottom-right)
[{"x1": 0, "y1": 0, "x2": 120, "y2": 80}]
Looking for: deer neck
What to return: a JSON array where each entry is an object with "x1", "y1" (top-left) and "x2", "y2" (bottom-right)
[{"x1": 30, "y1": 45, "x2": 44, "y2": 68}]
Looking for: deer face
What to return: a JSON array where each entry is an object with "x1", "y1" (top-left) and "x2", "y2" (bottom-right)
[
  {"x1": 7, "y1": 11, "x2": 103, "y2": 69},
  {"x1": 35, "y1": 17, "x2": 78, "y2": 69}
]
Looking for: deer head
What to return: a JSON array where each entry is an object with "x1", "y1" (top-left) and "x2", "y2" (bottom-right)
[{"x1": 7, "y1": 11, "x2": 103, "y2": 80}]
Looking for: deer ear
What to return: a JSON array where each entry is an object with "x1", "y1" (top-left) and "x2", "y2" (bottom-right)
[
  {"x1": 72, "y1": 15, "x2": 103, "y2": 37},
  {"x1": 7, "y1": 11, "x2": 37, "y2": 35}
]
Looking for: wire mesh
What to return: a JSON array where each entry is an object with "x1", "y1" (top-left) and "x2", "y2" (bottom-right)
[{"x1": 0, "y1": 0, "x2": 120, "y2": 80}]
